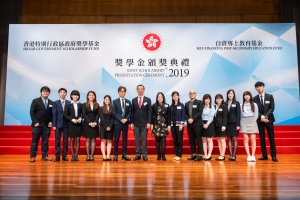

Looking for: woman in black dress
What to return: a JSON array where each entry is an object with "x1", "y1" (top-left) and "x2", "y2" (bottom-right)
[
  {"x1": 82, "y1": 91, "x2": 100, "y2": 161},
  {"x1": 99, "y1": 95, "x2": 114, "y2": 161},
  {"x1": 64, "y1": 90, "x2": 82, "y2": 162},
  {"x1": 225, "y1": 89, "x2": 241, "y2": 161},
  {"x1": 214, "y1": 94, "x2": 228, "y2": 161},
  {"x1": 151, "y1": 92, "x2": 170, "y2": 161}
]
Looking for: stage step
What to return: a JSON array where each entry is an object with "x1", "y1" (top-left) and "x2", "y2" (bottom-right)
[{"x1": 0, "y1": 125, "x2": 299, "y2": 155}]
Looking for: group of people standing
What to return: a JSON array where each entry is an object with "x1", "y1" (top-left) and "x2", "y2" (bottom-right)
[{"x1": 29, "y1": 81, "x2": 278, "y2": 163}]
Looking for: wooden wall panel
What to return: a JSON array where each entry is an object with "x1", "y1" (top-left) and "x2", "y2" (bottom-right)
[
  {"x1": 59, "y1": 16, "x2": 105, "y2": 24},
  {"x1": 243, "y1": 15, "x2": 281, "y2": 23},
  {"x1": 21, "y1": 0, "x2": 280, "y2": 24},
  {"x1": 21, "y1": 15, "x2": 59, "y2": 24},
  {"x1": 197, "y1": 15, "x2": 243, "y2": 23}
]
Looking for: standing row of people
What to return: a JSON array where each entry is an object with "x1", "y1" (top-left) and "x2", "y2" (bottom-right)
[{"x1": 29, "y1": 82, "x2": 278, "y2": 163}]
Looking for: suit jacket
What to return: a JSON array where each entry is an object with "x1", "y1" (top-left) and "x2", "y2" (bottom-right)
[
  {"x1": 227, "y1": 101, "x2": 241, "y2": 126},
  {"x1": 64, "y1": 102, "x2": 83, "y2": 124},
  {"x1": 214, "y1": 104, "x2": 228, "y2": 127},
  {"x1": 253, "y1": 93, "x2": 275, "y2": 123},
  {"x1": 185, "y1": 99, "x2": 203, "y2": 126},
  {"x1": 82, "y1": 104, "x2": 100, "y2": 125},
  {"x1": 30, "y1": 97, "x2": 53, "y2": 127},
  {"x1": 131, "y1": 96, "x2": 152, "y2": 127},
  {"x1": 112, "y1": 98, "x2": 132, "y2": 125},
  {"x1": 52, "y1": 99, "x2": 70, "y2": 128},
  {"x1": 99, "y1": 107, "x2": 114, "y2": 129}
]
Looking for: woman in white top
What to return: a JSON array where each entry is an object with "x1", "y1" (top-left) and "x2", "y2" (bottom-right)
[
  {"x1": 240, "y1": 91, "x2": 259, "y2": 162},
  {"x1": 201, "y1": 94, "x2": 216, "y2": 161}
]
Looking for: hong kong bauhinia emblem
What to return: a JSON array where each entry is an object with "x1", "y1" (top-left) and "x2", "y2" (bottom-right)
[{"x1": 141, "y1": 32, "x2": 162, "y2": 52}]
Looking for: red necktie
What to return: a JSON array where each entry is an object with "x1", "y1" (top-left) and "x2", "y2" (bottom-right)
[{"x1": 138, "y1": 96, "x2": 142, "y2": 108}]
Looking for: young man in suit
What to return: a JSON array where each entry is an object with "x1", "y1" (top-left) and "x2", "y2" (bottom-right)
[
  {"x1": 185, "y1": 90, "x2": 204, "y2": 161},
  {"x1": 29, "y1": 86, "x2": 53, "y2": 162},
  {"x1": 131, "y1": 84, "x2": 152, "y2": 161},
  {"x1": 253, "y1": 81, "x2": 278, "y2": 162},
  {"x1": 112, "y1": 86, "x2": 132, "y2": 161},
  {"x1": 52, "y1": 88, "x2": 71, "y2": 162}
]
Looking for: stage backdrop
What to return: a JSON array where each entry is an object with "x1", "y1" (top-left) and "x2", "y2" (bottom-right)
[{"x1": 5, "y1": 24, "x2": 300, "y2": 125}]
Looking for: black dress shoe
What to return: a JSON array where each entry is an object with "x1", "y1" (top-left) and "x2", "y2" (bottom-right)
[
  {"x1": 258, "y1": 156, "x2": 268, "y2": 160},
  {"x1": 62, "y1": 156, "x2": 68, "y2": 161},
  {"x1": 86, "y1": 156, "x2": 90, "y2": 161},
  {"x1": 161, "y1": 154, "x2": 166, "y2": 161},
  {"x1": 204, "y1": 156, "x2": 212, "y2": 161},
  {"x1": 71, "y1": 156, "x2": 75, "y2": 162},
  {"x1": 143, "y1": 156, "x2": 148, "y2": 161},
  {"x1": 272, "y1": 157, "x2": 278, "y2": 162},
  {"x1": 157, "y1": 153, "x2": 161, "y2": 160},
  {"x1": 75, "y1": 155, "x2": 79, "y2": 161},
  {"x1": 230, "y1": 155, "x2": 236, "y2": 161},
  {"x1": 187, "y1": 154, "x2": 197, "y2": 161},
  {"x1": 122, "y1": 155, "x2": 131, "y2": 161},
  {"x1": 54, "y1": 157, "x2": 60, "y2": 162},
  {"x1": 133, "y1": 156, "x2": 141, "y2": 161},
  {"x1": 215, "y1": 156, "x2": 225, "y2": 161},
  {"x1": 194, "y1": 155, "x2": 203, "y2": 161},
  {"x1": 113, "y1": 156, "x2": 118, "y2": 161},
  {"x1": 90, "y1": 155, "x2": 94, "y2": 161}
]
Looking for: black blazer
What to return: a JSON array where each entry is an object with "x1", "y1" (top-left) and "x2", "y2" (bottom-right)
[
  {"x1": 151, "y1": 103, "x2": 171, "y2": 126},
  {"x1": 214, "y1": 104, "x2": 228, "y2": 127},
  {"x1": 82, "y1": 104, "x2": 100, "y2": 125},
  {"x1": 64, "y1": 102, "x2": 83, "y2": 124},
  {"x1": 253, "y1": 93, "x2": 275, "y2": 123},
  {"x1": 99, "y1": 107, "x2": 114, "y2": 129},
  {"x1": 112, "y1": 98, "x2": 132, "y2": 125},
  {"x1": 131, "y1": 96, "x2": 152, "y2": 127},
  {"x1": 30, "y1": 97, "x2": 53, "y2": 127},
  {"x1": 226, "y1": 101, "x2": 241, "y2": 126},
  {"x1": 185, "y1": 99, "x2": 203, "y2": 126}
]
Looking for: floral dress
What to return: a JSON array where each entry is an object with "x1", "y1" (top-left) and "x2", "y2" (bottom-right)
[{"x1": 152, "y1": 103, "x2": 169, "y2": 137}]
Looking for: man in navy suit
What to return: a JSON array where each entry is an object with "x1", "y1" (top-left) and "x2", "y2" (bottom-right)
[
  {"x1": 112, "y1": 86, "x2": 132, "y2": 161},
  {"x1": 131, "y1": 84, "x2": 152, "y2": 161},
  {"x1": 253, "y1": 81, "x2": 278, "y2": 162},
  {"x1": 52, "y1": 88, "x2": 71, "y2": 162},
  {"x1": 29, "y1": 86, "x2": 53, "y2": 162}
]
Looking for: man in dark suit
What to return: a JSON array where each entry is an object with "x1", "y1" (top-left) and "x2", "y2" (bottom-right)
[
  {"x1": 52, "y1": 88, "x2": 71, "y2": 162},
  {"x1": 185, "y1": 90, "x2": 204, "y2": 161},
  {"x1": 253, "y1": 81, "x2": 278, "y2": 162},
  {"x1": 29, "y1": 86, "x2": 53, "y2": 162},
  {"x1": 112, "y1": 86, "x2": 132, "y2": 161},
  {"x1": 131, "y1": 84, "x2": 152, "y2": 161}
]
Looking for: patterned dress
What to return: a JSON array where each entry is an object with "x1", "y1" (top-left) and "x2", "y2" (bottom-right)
[{"x1": 152, "y1": 103, "x2": 170, "y2": 137}]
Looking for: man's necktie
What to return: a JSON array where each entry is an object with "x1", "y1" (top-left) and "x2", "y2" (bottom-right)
[
  {"x1": 138, "y1": 96, "x2": 142, "y2": 109},
  {"x1": 260, "y1": 95, "x2": 264, "y2": 113},
  {"x1": 44, "y1": 99, "x2": 47, "y2": 109},
  {"x1": 62, "y1": 100, "x2": 65, "y2": 111},
  {"x1": 122, "y1": 99, "x2": 125, "y2": 117}
]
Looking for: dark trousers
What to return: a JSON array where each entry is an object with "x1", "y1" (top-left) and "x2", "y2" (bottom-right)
[
  {"x1": 258, "y1": 122, "x2": 276, "y2": 157},
  {"x1": 171, "y1": 126, "x2": 184, "y2": 157},
  {"x1": 133, "y1": 126, "x2": 148, "y2": 157},
  {"x1": 55, "y1": 126, "x2": 68, "y2": 157},
  {"x1": 30, "y1": 124, "x2": 50, "y2": 158},
  {"x1": 113, "y1": 123, "x2": 129, "y2": 157},
  {"x1": 187, "y1": 124, "x2": 203, "y2": 155}
]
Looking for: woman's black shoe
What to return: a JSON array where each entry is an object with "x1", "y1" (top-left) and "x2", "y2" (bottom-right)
[{"x1": 157, "y1": 153, "x2": 161, "y2": 160}]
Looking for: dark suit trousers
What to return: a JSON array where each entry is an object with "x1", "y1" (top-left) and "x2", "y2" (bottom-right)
[
  {"x1": 55, "y1": 126, "x2": 68, "y2": 157},
  {"x1": 113, "y1": 124, "x2": 129, "y2": 157},
  {"x1": 30, "y1": 124, "x2": 50, "y2": 158},
  {"x1": 171, "y1": 126, "x2": 184, "y2": 157},
  {"x1": 133, "y1": 126, "x2": 148, "y2": 157},
  {"x1": 187, "y1": 125, "x2": 204, "y2": 155},
  {"x1": 258, "y1": 122, "x2": 276, "y2": 157}
]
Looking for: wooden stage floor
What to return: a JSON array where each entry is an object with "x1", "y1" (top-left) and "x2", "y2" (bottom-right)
[{"x1": 0, "y1": 154, "x2": 299, "y2": 200}]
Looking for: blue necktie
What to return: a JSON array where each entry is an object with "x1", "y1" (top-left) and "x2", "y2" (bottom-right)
[{"x1": 44, "y1": 99, "x2": 47, "y2": 109}]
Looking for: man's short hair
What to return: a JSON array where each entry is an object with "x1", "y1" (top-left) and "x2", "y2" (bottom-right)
[
  {"x1": 58, "y1": 88, "x2": 67, "y2": 93},
  {"x1": 40, "y1": 86, "x2": 51, "y2": 93},
  {"x1": 255, "y1": 81, "x2": 265, "y2": 87},
  {"x1": 136, "y1": 84, "x2": 145, "y2": 90},
  {"x1": 118, "y1": 86, "x2": 127, "y2": 92}
]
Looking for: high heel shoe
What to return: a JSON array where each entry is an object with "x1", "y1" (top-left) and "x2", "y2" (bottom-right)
[
  {"x1": 86, "y1": 155, "x2": 90, "y2": 161},
  {"x1": 90, "y1": 155, "x2": 94, "y2": 161},
  {"x1": 75, "y1": 155, "x2": 79, "y2": 161},
  {"x1": 71, "y1": 155, "x2": 75, "y2": 162},
  {"x1": 161, "y1": 154, "x2": 166, "y2": 161}
]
